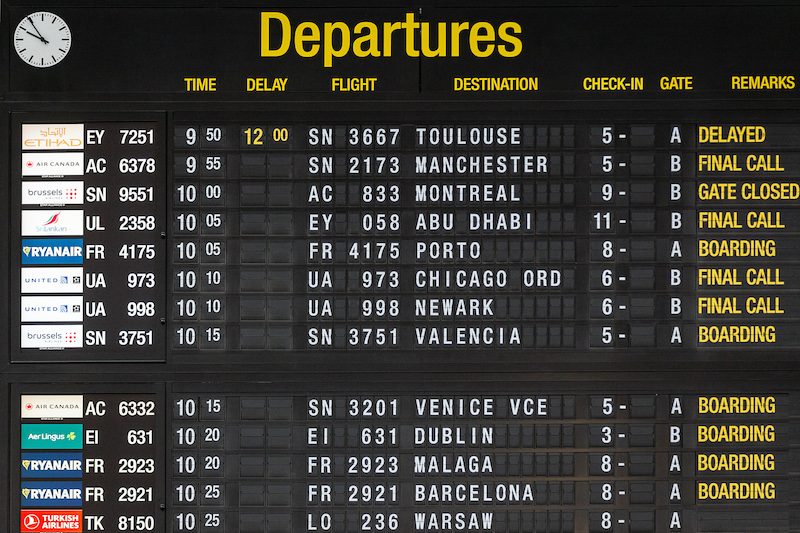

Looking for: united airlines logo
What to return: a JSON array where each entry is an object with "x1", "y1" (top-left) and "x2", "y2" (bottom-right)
[
  {"x1": 22, "y1": 267, "x2": 83, "y2": 294},
  {"x1": 21, "y1": 296, "x2": 83, "y2": 322}
]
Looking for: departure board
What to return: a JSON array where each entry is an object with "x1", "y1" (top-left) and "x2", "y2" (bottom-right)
[{"x1": 3, "y1": 2, "x2": 800, "y2": 532}]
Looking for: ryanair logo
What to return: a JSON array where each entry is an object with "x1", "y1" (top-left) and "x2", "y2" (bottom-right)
[
  {"x1": 21, "y1": 482, "x2": 82, "y2": 507},
  {"x1": 21, "y1": 453, "x2": 83, "y2": 478},
  {"x1": 21, "y1": 239, "x2": 83, "y2": 265}
]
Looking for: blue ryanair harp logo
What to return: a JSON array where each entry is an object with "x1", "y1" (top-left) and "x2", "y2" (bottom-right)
[
  {"x1": 21, "y1": 452, "x2": 83, "y2": 478},
  {"x1": 21, "y1": 239, "x2": 83, "y2": 265}
]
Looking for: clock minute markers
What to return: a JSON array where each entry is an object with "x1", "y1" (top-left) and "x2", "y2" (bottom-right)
[
  {"x1": 26, "y1": 16, "x2": 50, "y2": 45},
  {"x1": 16, "y1": 12, "x2": 70, "y2": 67}
]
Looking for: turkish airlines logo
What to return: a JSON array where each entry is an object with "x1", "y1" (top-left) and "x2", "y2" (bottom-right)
[
  {"x1": 23, "y1": 513, "x2": 40, "y2": 529},
  {"x1": 20, "y1": 510, "x2": 83, "y2": 532}
]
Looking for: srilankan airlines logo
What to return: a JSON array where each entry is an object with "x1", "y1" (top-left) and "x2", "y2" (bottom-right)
[
  {"x1": 21, "y1": 210, "x2": 83, "y2": 236},
  {"x1": 43, "y1": 212, "x2": 61, "y2": 226}
]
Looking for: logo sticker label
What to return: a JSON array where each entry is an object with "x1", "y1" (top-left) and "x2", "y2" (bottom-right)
[
  {"x1": 21, "y1": 325, "x2": 83, "y2": 349},
  {"x1": 22, "y1": 210, "x2": 84, "y2": 236},
  {"x1": 21, "y1": 267, "x2": 83, "y2": 294},
  {"x1": 22, "y1": 153, "x2": 84, "y2": 177},
  {"x1": 22, "y1": 239, "x2": 84, "y2": 265},
  {"x1": 21, "y1": 395, "x2": 84, "y2": 420},
  {"x1": 21, "y1": 424, "x2": 83, "y2": 450},
  {"x1": 21, "y1": 453, "x2": 83, "y2": 478},
  {"x1": 21, "y1": 296, "x2": 83, "y2": 323},
  {"x1": 20, "y1": 510, "x2": 83, "y2": 532},
  {"x1": 21, "y1": 482, "x2": 82, "y2": 507},
  {"x1": 22, "y1": 124, "x2": 84, "y2": 151},
  {"x1": 22, "y1": 182, "x2": 84, "y2": 206}
]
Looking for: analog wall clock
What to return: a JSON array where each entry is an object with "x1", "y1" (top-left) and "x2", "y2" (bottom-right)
[{"x1": 14, "y1": 12, "x2": 72, "y2": 68}]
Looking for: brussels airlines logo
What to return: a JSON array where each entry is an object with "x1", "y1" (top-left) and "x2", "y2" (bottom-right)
[
  {"x1": 22, "y1": 153, "x2": 84, "y2": 177},
  {"x1": 22, "y1": 124, "x2": 84, "y2": 150},
  {"x1": 21, "y1": 482, "x2": 82, "y2": 507},
  {"x1": 22, "y1": 239, "x2": 83, "y2": 265},
  {"x1": 21, "y1": 453, "x2": 83, "y2": 478},
  {"x1": 22, "y1": 182, "x2": 84, "y2": 206},
  {"x1": 21, "y1": 325, "x2": 83, "y2": 349},
  {"x1": 21, "y1": 210, "x2": 83, "y2": 236}
]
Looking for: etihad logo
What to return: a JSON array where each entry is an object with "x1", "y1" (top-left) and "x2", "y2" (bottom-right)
[
  {"x1": 22, "y1": 395, "x2": 84, "y2": 419},
  {"x1": 22, "y1": 124, "x2": 84, "y2": 151},
  {"x1": 21, "y1": 453, "x2": 83, "y2": 478},
  {"x1": 21, "y1": 325, "x2": 83, "y2": 349},
  {"x1": 21, "y1": 210, "x2": 84, "y2": 236},
  {"x1": 22, "y1": 153, "x2": 84, "y2": 177},
  {"x1": 22, "y1": 238, "x2": 84, "y2": 265},
  {"x1": 261, "y1": 12, "x2": 523, "y2": 67},
  {"x1": 22, "y1": 182, "x2": 84, "y2": 206}
]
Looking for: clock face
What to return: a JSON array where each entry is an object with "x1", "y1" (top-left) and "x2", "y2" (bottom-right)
[{"x1": 14, "y1": 12, "x2": 72, "y2": 68}]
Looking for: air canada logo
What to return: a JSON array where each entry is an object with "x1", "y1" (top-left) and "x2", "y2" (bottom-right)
[
  {"x1": 21, "y1": 153, "x2": 84, "y2": 177},
  {"x1": 21, "y1": 395, "x2": 84, "y2": 420}
]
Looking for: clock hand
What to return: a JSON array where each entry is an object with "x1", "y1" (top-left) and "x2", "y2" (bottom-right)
[
  {"x1": 24, "y1": 29, "x2": 49, "y2": 44},
  {"x1": 26, "y1": 16, "x2": 49, "y2": 44}
]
